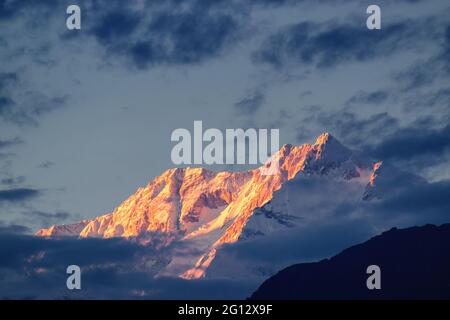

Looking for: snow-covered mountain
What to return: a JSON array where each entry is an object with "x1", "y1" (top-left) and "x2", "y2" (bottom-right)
[{"x1": 36, "y1": 133, "x2": 422, "y2": 279}]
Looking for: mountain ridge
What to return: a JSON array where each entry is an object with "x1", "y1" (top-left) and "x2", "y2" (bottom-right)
[{"x1": 35, "y1": 133, "x2": 419, "y2": 279}]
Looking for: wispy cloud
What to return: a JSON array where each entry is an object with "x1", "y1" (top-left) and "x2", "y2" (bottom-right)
[
  {"x1": 347, "y1": 90, "x2": 390, "y2": 105},
  {"x1": 1, "y1": 176, "x2": 26, "y2": 186},
  {"x1": 252, "y1": 17, "x2": 439, "y2": 71},
  {"x1": 20, "y1": 210, "x2": 71, "y2": 228},
  {"x1": 0, "y1": 222, "x2": 30, "y2": 234},
  {"x1": 0, "y1": 71, "x2": 69, "y2": 125},
  {"x1": 234, "y1": 92, "x2": 265, "y2": 115},
  {"x1": 37, "y1": 161, "x2": 54, "y2": 169},
  {"x1": 0, "y1": 137, "x2": 22, "y2": 150},
  {"x1": 0, "y1": 188, "x2": 41, "y2": 203},
  {"x1": 295, "y1": 109, "x2": 400, "y2": 147}
]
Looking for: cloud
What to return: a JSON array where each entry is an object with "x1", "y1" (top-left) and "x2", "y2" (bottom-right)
[
  {"x1": 8, "y1": 93, "x2": 69, "y2": 126},
  {"x1": 208, "y1": 170, "x2": 450, "y2": 280},
  {"x1": 0, "y1": 231, "x2": 256, "y2": 299},
  {"x1": 234, "y1": 92, "x2": 265, "y2": 115},
  {"x1": 2, "y1": 176, "x2": 448, "y2": 299},
  {"x1": 347, "y1": 90, "x2": 390, "y2": 105},
  {"x1": 253, "y1": 18, "x2": 435, "y2": 70},
  {"x1": 443, "y1": 23, "x2": 450, "y2": 62},
  {"x1": 367, "y1": 124, "x2": 450, "y2": 166},
  {"x1": 91, "y1": 11, "x2": 142, "y2": 46},
  {"x1": 0, "y1": 73, "x2": 18, "y2": 122},
  {"x1": 296, "y1": 109, "x2": 400, "y2": 147},
  {"x1": 83, "y1": 0, "x2": 244, "y2": 69},
  {"x1": 1, "y1": 176, "x2": 26, "y2": 186},
  {"x1": 0, "y1": 188, "x2": 40, "y2": 203},
  {"x1": 0, "y1": 137, "x2": 22, "y2": 150},
  {"x1": 394, "y1": 58, "x2": 441, "y2": 91},
  {"x1": 0, "y1": 72, "x2": 18, "y2": 90},
  {"x1": 0, "y1": 0, "x2": 59, "y2": 20},
  {"x1": 0, "y1": 96, "x2": 15, "y2": 114},
  {"x1": 0, "y1": 222, "x2": 30, "y2": 234},
  {"x1": 208, "y1": 219, "x2": 374, "y2": 279},
  {"x1": 392, "y1": 20, "x2": 450, "y2": 91},
  {"x1": 0, "y1": 137, "x2": 24, "y2": 191},
  {"x1": 0, "y1": 232, "x2": 153, "y2": 277},
  {"x1": 134, "y1": 13, "x2": 239, "y2": 68},
  {"x1": 404, "y1": 88, "x2": 450, "y2": 118},
  {"x1": 20, "y1": 211, "x2": 71, "y2": 228},
  {"x1": 37, "y1": 161, "x2": 54, "y2": 169},
  {"x1": 363, "y1": 121, "x2": 448, "y2": 177},
  {"x1": 1, "y1": 152, "x2": 448, "y2": 299},
  {"x1": 369, "y1": 180, "x2": 450, "y2": 224},
  {"x1": 294, "y1": 105, "x2": 449, "y2": 176},
  {"x1": 5, "y1": 0, "x2": 307, "y2": 71},
  {"x1": 0, "y1": 71, "x2": 69, "y2": 125}
]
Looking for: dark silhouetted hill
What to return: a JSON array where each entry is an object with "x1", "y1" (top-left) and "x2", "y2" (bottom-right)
[{"x1": 250, "y1": 224, "x2": 450, "y2": 299}]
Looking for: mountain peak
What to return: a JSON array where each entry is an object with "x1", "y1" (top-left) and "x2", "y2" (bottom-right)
[
  {"x1": 314, "y1": 132, "x2": 334, "y2": 146},
  {"x1": 310, "y1": 133, "x2": 352, "y2": 165}
]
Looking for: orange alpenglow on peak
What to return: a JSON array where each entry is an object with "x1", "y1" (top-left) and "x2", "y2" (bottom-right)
[
  {"x1": 35, "y1": 133, "x2": 388, "y2": 279},
  {"x1": 315, "y1": 132, "x2": 333, "y2": 145}
]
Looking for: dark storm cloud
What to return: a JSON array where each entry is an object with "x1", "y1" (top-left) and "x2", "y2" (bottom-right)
[
  {"x1": 91, "y1": 11, "x2": 142, "y2": 45},
  {"x1": 234, "y1": 92, "x2": 265, "y2": 115},
  {"x1": 87, "y1": 0, "x2": 370, "y2": 70},
  {"x1": 3, "y1": 0, "x2": 432, "y2": 72},
  {"x1": 296, "y1": 107, "x2": 450, "y2": 176},
  {"x1": 0, "y1": 234, "x2": 148, "y2": 269},
  {"x1": 83, "y1": 0, "x2": 244, "y2": 69},
  {"x1": 212, "y1": 220, "x2": 373, "y2": 267},
  {"x1": 1, "y1": 177, "x2": 447, "y2": 299},
  {"x1": 371, "y1": 180, "x2": 450, "y2": 221},
  {"x1": 0, "y1": 188, "x2": 40, "y2": 203},
  {"x1": 253, "y1": 18, "x2": 435, "y2": 70},
  {"x1": 133, "y1": 13, "x2": 239, "y2": 68},
  {"x1": 0, "y1": 231, "x2": 256, "y2": 299},
  {"x1": 368, "y1": 125, "x2": 450, "y2": 162}
]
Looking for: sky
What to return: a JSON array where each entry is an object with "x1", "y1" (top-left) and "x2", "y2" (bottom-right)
[{"x1": 0, "y1": 0, "x2": 449, "y2": 233}]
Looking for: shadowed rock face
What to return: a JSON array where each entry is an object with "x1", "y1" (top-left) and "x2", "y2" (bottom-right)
[{"x1": 250, "y1": 224, "x2": 450, "y2": 300}]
